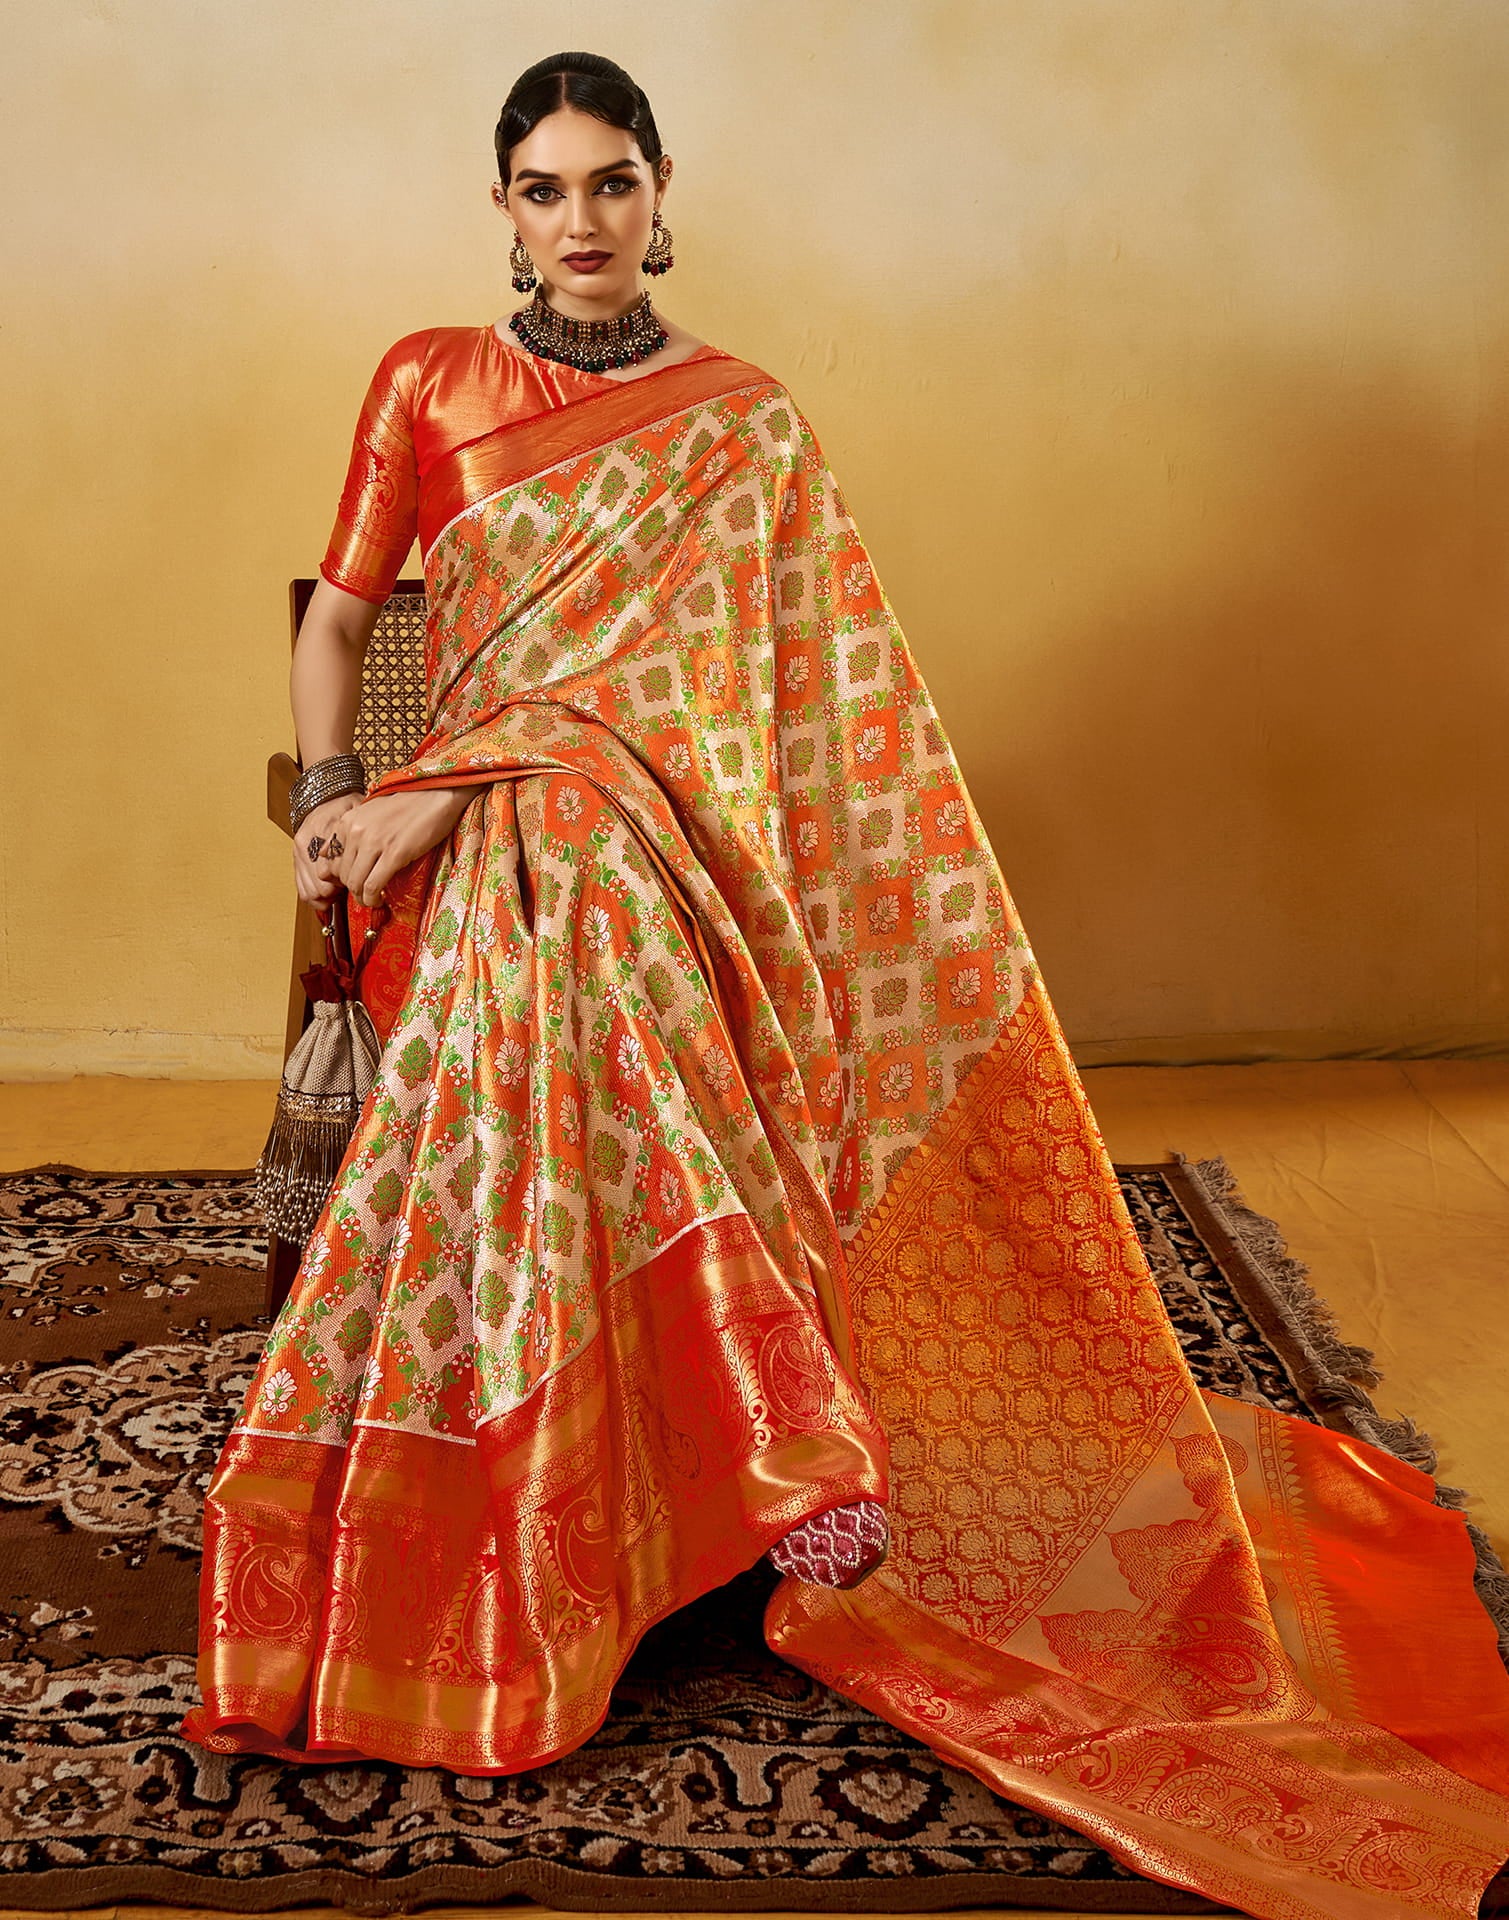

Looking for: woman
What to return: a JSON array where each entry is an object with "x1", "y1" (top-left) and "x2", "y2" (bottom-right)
[{"x1": 184, "y1": 52, "x2": 1509, "y2": 1919}]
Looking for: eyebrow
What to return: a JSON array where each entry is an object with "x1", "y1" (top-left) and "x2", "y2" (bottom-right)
[{"x1": 513, "y1": 158, "x2": 639, "y2": 183}]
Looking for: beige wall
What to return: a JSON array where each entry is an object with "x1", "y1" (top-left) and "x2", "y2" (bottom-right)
[{"x1": 4, "y1": 0, "x2": 1507, "y2": 1076}]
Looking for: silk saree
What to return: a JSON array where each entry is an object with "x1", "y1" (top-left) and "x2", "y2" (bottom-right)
[{"x1": 184, "y1": 326, "x2": 1509, "y2": 1920}]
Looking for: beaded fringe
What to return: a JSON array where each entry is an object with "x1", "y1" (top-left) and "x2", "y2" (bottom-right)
[{"x1": 255, "y1": 998, "x2": 380, "y2": 1250}]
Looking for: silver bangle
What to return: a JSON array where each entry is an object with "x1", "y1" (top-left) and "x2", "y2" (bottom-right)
[{"x1": 289, "y1": 753, "x2": 366, "y2": 832}]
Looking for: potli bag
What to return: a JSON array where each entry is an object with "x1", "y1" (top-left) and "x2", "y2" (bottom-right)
[{"x1": 254, "y1": 905, "x2": 384, "y2": 1248}]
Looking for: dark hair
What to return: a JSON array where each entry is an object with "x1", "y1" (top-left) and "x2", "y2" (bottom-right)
[{"x1": 494, "y1": 51, "x2": 663, "y2": 186}]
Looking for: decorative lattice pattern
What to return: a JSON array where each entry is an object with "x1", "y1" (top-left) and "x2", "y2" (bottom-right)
[{"x1": 353, "y1": 592, "x2": 428, "y2": 780}]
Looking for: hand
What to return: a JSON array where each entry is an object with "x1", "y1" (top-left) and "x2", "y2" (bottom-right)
[
  {"x1": 293, "y1": 795, "x2": 358, "y2": 908},
  {"x1": 331, "y1": 786, "x2": 482, "y2": 908}
]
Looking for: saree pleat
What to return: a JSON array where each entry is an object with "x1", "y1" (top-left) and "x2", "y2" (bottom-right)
[
  {"x1": 187, "y1": 335, "x2": 1509, "y2": 1918},
  {"x1": 188, "y1": 767, "x2": 887, "y2": 1767}
]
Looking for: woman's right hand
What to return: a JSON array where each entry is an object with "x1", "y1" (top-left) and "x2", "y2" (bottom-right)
[{"x1": 293, "y1": 794, "x2": 359, "y2": 907}]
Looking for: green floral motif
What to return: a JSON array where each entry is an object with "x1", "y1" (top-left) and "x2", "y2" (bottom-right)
[
  {"x1": 636, "y1": 505, "x2": 668, "y2": 548},
  {"x1": 420, "y1": 1294, "x2": 459, "y2": 1350},
  {"x1": 426, "y1": 909, "x2": 459, "y2": 960},
  {"x1": 643, "y1": 961, "x2": 675, "y2": 1013},
  {"x1": 475, "y1": 1270, "x2": 515, "y2": 1329},
  {"x1": 393, "y1": 1036, "x2": 434, "y2": 1088},
  {"x1": 445, "y1": 1141, "x2": 482, "y2": 1207},
  {"x1": 334, "y1": 1307, "x2": 373, "y2": 1360},
  {"x1": 873, "y1": 977, "x2": 908, "y2": 1016},
  {"x1": 592, "y1": 1133, "x2": 628, "y2": 1182},
  {"x1": 849, "y1": 639, "x2": 881, "y2": 680},
  {"x1": 540, "y1": 1201, "x2": 575, "y2": 1256},
  {"x1": 370, "y1": 1169, "x2": 405, "y2": 1223}
]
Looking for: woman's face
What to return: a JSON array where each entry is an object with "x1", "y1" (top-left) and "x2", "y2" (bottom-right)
[{"x1": 496, "y1": 106, "x2": 668, "y2": 312}]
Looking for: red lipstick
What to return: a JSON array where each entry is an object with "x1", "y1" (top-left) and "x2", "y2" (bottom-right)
[{"x1": 562, "y1": 251, "x2": 611, "y2": 272}]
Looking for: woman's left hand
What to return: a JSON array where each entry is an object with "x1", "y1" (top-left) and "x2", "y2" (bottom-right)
[{"x1": 331, "y1": 785, "x2": 482, "y2": 907}]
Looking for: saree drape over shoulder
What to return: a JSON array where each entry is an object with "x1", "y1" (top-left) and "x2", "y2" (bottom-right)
[{"x1": 184, "y1": 326, "x2": 1509, "y2": 1920}]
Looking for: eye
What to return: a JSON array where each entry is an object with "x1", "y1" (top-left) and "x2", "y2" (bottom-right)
[
  {"x1": 598, "y1": 176, "x2": 637, "y2": 195},
  {"x1": 522, "y1": 184, "x2": 560, "y2": 204}
]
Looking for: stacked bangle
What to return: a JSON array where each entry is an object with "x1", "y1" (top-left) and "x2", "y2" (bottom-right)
[{"x1": 289, "y1": 753, "x2": 366, "y2": 832}]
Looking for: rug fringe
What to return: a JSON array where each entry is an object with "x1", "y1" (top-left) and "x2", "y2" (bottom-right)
[{"x1": 1175, "y1": 1151, "x2": 1509, "y2": 1664}]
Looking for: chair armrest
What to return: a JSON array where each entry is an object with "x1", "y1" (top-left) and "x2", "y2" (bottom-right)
[{"x1": 267, "y1": 753, "x2": 299, "y2": 836}]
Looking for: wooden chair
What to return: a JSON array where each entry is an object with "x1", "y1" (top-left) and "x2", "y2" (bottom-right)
[{"x1": 263, "y1": 578, "x2": 428, "y2": 1315}]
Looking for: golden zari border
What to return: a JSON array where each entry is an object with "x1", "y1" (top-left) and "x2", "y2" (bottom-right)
[{"x1": 185, "y1": 1213, "x2": 886, "y2": 1773}]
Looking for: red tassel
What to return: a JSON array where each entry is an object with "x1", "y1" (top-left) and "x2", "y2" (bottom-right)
[{"x1": 300, "y1": 958, "x2": 356, "y2": 1002}]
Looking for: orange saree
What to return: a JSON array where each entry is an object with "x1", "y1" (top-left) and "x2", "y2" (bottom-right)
[{"x1": 183, "y1": 325, "x2": 1509, "y2": 1920}]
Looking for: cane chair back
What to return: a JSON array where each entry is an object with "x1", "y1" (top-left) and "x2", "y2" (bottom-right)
[
  {"x1": 263, "y1": 577, "x2": 427, "y2": 1313},
  {"x1": 290, "y1": 576, "x2": 429, "y2": 781}
]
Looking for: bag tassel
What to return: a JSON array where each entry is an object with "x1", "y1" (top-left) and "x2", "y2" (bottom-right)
[{"x1": 255, "y1": 910, "x2": 384, "y2": 1250}]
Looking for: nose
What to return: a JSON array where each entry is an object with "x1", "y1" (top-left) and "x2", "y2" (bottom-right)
[{"x1": 564, "y1": 192, "x2": 599, "y2": 243}]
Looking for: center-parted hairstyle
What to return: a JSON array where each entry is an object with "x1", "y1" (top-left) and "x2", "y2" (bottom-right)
[{"x1": 494, "y1": 52, "x2": 664, "y2": 186}]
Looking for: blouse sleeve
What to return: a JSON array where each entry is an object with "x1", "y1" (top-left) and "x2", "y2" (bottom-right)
[{"x1": 319, "y1": 334, "x2": 426, "y2": 605}]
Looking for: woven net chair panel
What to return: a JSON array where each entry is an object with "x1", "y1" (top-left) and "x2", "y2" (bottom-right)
[{"x1": 353, "y1": 591, "x2": 428, "y2": 780}]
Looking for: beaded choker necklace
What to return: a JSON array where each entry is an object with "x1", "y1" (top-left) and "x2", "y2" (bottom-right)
[{"x1": 508, "y1": 290, "x2": 668, "y2": 374}]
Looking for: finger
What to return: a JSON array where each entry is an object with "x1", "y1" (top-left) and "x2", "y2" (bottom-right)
[
  {"x1": 360, "y1": 852, "x2": 397, "y2": 908},
  {"x1": 312, "y1": 829, "x2": 344, "y2": 881},
  {"x1": 355, "y1": 844, "x2": 394, "y2": 907},
  {"x1": 341, "y1": 841, "x2": 382, "y2": 900}
]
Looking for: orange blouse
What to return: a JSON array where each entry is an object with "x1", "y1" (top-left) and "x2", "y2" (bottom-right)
[{"x1": 320, "y1": 324, "x2": 731, "y2": 604}]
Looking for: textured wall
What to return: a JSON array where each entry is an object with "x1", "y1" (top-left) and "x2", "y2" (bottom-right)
[{"x1": 5, "y1": 0, "x2": 1507, "y2": 1074}]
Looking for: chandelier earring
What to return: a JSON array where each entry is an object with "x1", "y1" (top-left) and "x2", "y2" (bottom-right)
[
  {"x1": 492, "y1": 184, "x2": 537, "y2": 293},
  {"x1": 641, "y1": 208, "x2": 675, "y2": 277},
  {"x1": 509, "y1": 228, "x2": 537, "y2": 295}
]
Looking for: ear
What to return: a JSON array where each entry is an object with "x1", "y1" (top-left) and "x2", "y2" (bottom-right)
[
  {"x1": 654, "y1": 156, "x2": 673, "y2": 205},
  {"x1": 490, "y1": 182, "x2": 508, "y2": 211}
]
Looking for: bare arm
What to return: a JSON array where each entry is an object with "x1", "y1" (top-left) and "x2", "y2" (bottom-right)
[
  {"x1": 291, "y1": 579, "x2": 480, "y2": 913},
  {"x1": 291, "y1": 577, "x2": 381, "y2": 767}
]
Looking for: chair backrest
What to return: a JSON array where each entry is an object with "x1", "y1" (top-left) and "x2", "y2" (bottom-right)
[{"x1": 291, "y1": 578, "x2": 428, "y2": 780}]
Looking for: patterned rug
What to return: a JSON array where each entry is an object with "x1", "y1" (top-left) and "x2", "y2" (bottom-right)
[{"x1": 2, "y1": 1157, "x2": 1505, "y2": 1915}]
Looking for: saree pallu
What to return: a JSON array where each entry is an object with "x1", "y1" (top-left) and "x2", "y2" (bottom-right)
[{"x1": 184, "y1": 352, "x2": 1509, "y2": 1919}]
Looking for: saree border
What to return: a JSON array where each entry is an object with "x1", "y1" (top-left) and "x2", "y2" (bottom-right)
[{"x1": 420, "y1": 355, "x2": 777, "y2": 559}]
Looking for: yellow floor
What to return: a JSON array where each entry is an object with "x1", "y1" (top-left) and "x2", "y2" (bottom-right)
[
  {"x1": 1084, "y1": 1058, "x2": 1509, "y2": 1564},
  {"x1": 3, "y1": 1065, "x2": 1506, "y2": 1920}
]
